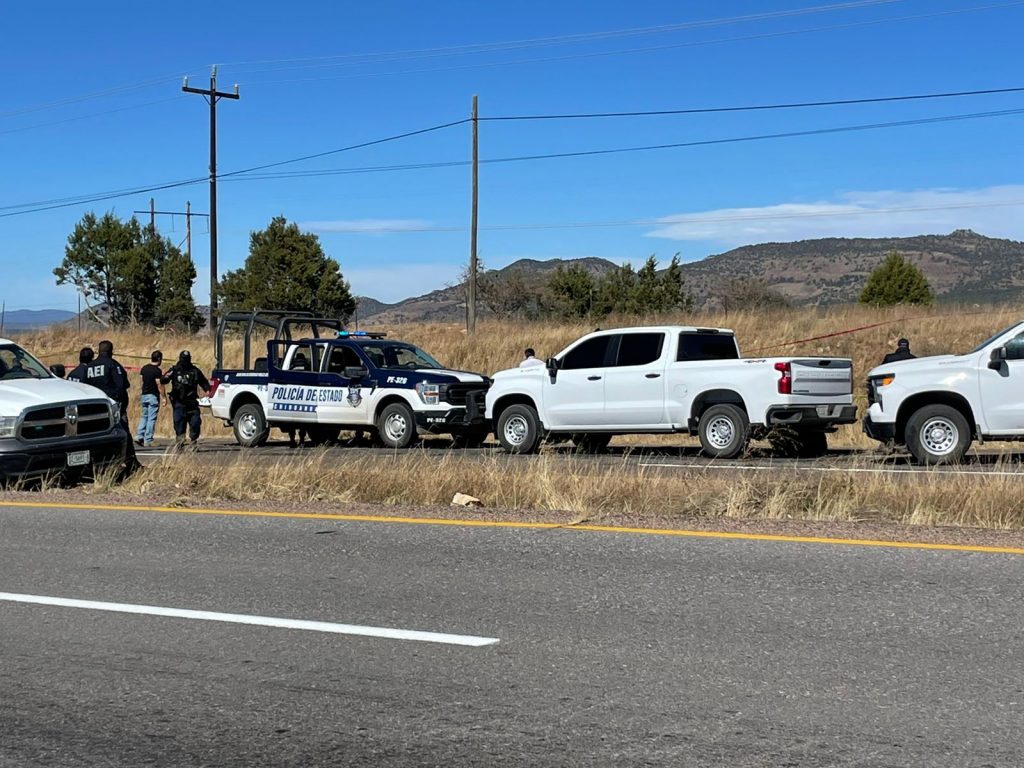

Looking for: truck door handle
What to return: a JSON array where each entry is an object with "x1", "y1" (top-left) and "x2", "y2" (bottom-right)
[
  {"x1": 645, "y1": 373, "x2": 661, "y2": 379},
  {"x1": 587, "y1": 375, "x2": 602, "y2": 381}
]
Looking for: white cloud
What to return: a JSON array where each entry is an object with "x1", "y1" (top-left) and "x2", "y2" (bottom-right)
[
  {"x1": 645, "y1": 185, "x2": 1024, "y2": 246},
  {"x1": 302, "y1": 219, "x2": 433, "y2": 234}
]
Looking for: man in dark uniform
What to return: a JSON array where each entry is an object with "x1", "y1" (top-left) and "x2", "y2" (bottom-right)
[
  {"x1": 162, "y1": 350, "x2": 211, "y2": 449},
  {"x1": 882, "y1": 338, "x2": 916, "y2": 365},
  {"x1": 67, "y1": 347, "x2": 94, "y2": 383},
  {"x1": 84, "y1": 340, "x2": 140, "y2": 473}
]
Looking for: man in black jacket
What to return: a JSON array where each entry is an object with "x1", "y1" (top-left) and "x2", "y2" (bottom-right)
[
  {"x1": 882, "y1": 338, "x2": 916, "y2": 365},
  {"x1": 162, "y1": 350, "x2": 211, "y2": 449},
  {"x1": 67, "y1": 347, "x2": 94, "y2": 383},
  {"x1": 82, "y1": 340, "x2": 139, "y2": 473}
]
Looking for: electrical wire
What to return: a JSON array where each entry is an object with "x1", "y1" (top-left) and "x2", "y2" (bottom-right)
[{"x1": 0, "y1": 97, "x2": 186, "y2": 137}]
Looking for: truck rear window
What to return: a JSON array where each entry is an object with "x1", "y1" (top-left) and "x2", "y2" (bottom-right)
[{"x1": 677, "y1": 333, "x2": 739, "y2": 361}]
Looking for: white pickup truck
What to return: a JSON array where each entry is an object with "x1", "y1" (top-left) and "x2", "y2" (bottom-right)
[
  {"x1": 485, "y1": 326, "x2": 857, "y2": 457},
  {"x1": 864, "y1": 320, "x2": 1024, "y2": 464},
  {"x1": 0, "y1": 338, "x2": 126, "y2": 481}
]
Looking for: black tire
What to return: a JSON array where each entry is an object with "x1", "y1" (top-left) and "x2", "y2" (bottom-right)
[
  {"x1": 905, "y1": 404, "x2": 971, "y2": 465},
  {"x1": 233, "y1": 403, "x2": 268, "y2": 448},
  {"x1": 377, "y1": 402, "x2": 418, "y2": 449},
  {"x1": 698, "y1": 403, "x2": 750, "y2": 459},
  {"x1": 572, "y1": 433, "x2": 612, "y2": 454},
  {"x1": 768, "y1": 427, "x2": 829, "y2": 459},
  {"x1": 307, "y1": 426, "x2": 341, "y2": 446},
  {"x1": 496, "y1": 404, "x2": 542, "y2": 454}
]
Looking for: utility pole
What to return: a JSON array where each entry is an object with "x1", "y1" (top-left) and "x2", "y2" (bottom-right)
[
  {"x1": 132, "y1": 202, "x2": 209, "y2": 260},
  {"x1": 467, "y1": 94, "x2": 479, "y2": 335},
  {"x1": 182, "y1": 66, "x2": 239, "y2": 332}
]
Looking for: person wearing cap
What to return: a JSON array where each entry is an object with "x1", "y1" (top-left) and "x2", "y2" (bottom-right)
[
  {"x1": 882, "y1": 338, "x2": 917, "y2": 364},
  {"x1": 161, "y1": 350, "x2": 211, "y2": 449},
  {"x1": 135, "y1": 351, "x2": 166, "y2": 448}
]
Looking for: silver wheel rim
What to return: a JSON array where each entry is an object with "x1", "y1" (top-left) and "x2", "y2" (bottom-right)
[
  {"x1": 706, "y1": 416, "x2": 735, "y2": 450},
  {"x1": 384, "y1": 412, "x2": 408, "y2": 442},
  {"x1": 503, "y1": 415, "x2": 529, "y2": 446},
  {"x1": 238, "y1": 412, "x2": 259, "y2": 441},
  {"x1": 921, "y1": 417, "x2": 958, "y2": 456}
]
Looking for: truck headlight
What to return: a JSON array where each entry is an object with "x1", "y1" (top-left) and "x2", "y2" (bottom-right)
[
  {"x1": 415, "y1": 382, "x2": 440, "y2": 405},
  {"x1": 0, "y1": 416, "x2": 17, "y2": 438}
]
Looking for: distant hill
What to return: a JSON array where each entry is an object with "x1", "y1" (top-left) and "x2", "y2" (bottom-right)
[
  {"x1": 1, "y1": 309, "x2": 77, "y2": 331},
  {"x1": 358, "y1": 257, "x2": 617, "y2": 325},
  {"x1": 683, "y1": 229, "x2": 1024, "y2": 307},
  {"x1": 355, "y1": 231, "x2": 1024, "y2": 323}
]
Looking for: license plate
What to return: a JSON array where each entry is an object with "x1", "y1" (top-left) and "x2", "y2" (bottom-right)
[{"x1": 67, "y1": 450, "x2": 90, "y2": 467}]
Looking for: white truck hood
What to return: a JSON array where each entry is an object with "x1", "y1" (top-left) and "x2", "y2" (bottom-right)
[
  {"x1": 867, "y1": 354, "x2": 959, "y2": 378},
  {"x1": 0, "y1": 379, "x2": 111, "y2": 417},
  {"x1": 418, "y1": 369, "x2": 488, "y2": 383},
  {"x1": 491, "y1": 366, "x2": 545, "y2": 381}
]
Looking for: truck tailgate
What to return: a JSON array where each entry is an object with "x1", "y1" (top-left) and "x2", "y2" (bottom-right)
[{"x1": 789, "y1": 359, "x2": 852, "y2": 397}]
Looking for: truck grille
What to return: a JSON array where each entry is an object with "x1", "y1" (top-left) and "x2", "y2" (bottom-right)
[
  {"x1": 18, "y1": 402, "x2": 113, "y2": 442},
  {"x1": 444, "y1": 384, "x2": 488, "y2": 419}
]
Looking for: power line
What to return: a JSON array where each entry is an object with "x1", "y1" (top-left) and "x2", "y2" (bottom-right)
[
  {"x1": 482, "y1": 86, "x2": 1024, "y2": 121},
  {"x1": 222, "y1": 0, "x2": 904, "y2": 73},
  {"x1": 0, "y1": 75, "x2": 182, "y2": 121},
  {"x1": 225, "y1": 105, "x2": 1024, "y2": 181},
  {"x1": 236, "y1": 2, "x2": 1024, "y2": 87},
  {"x1": 0, "y1": 96, "x2": 185, "y2": 137},
  {"x1": 303, "y1": 198, "x2": 1024, "y2": 234}
]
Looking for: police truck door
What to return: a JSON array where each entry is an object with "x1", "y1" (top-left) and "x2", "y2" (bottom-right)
[{"x1": 317, "y1": 345, "x2": 372, "y2": 427}]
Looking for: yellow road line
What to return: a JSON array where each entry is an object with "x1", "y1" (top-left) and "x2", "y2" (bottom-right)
[{"x1": 2, "y1": 500, "x2": 1023, "y2": 556}]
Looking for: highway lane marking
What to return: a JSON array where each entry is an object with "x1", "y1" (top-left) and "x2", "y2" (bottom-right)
[
  {"x1": 2, "y1": 501, "x2": 1023, "y2": 556},
  {"x1": 0, "y1": 592, "x2": 499, "y2": 647},
  {"x1": 639, "y1": 462, "x2": 1024, "y2": 477}
]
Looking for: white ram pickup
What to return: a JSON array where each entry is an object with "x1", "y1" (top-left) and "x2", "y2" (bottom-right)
[
  {"x1": 863, "y1": 320, "x2": 1024, "y2": 464},
  {"x1": 485, "y1": 326, "x2": 856, "y2": 457}
]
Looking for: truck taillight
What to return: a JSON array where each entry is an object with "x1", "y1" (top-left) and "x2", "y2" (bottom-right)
[
  {"x1": 208, "y1": 377, "x2": 221, "y2": 398},
  {"x1": 774, "y1": 362, "x2": 792, "y2": 395}
]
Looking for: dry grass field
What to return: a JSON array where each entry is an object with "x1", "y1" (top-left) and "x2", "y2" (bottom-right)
[{"x1": 12, "y1": 304, "x2": 1024, "y2": 529}]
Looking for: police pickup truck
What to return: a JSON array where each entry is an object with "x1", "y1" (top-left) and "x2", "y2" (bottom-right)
[{"x1": 210, "y1": 311, "x2": 491, "y2": 448}]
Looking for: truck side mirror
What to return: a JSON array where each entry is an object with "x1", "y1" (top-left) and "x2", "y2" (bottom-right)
[
  {"x1": 546, "y1": 357, "x2": 560, "y2": 381},
  {"x1": 344, "y1": 366, "x2": 369, "y2": 381},
  {"x1": 989, "y1": 347, "x2": 1007, "y2": 370}
]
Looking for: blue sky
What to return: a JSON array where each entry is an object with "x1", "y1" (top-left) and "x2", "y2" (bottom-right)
[{"x1": 2, "y1": 0, "x2": 1024, "y2": 310}]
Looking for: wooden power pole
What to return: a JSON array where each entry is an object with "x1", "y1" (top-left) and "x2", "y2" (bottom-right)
[
  {"x1": 467, "y1": 94, "x2": 479, "y2": 335},
  {"x1": 182, "y1": 66, "x2": 239, "y2": 332}
]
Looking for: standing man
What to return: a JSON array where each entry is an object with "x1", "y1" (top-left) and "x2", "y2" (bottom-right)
[
  {"x1": 882, "y1": 338, "x2": 917, "y2": 364},
  {"x1": 162, "y1": 350, "x2": 211, "y2": 449},
  {"x1": 85, "y1": 340, "x2": 140, "y2": 474},
  {"x1": 135, "y1": 351, "x2": 165, "y2": 448},
  {"x1": 67, "y1": 347, "x2": 94, "y2": 382}
]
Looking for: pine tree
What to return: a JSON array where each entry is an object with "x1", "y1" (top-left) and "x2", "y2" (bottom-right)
[
  {"x1": 219, "y1": 216, "x2": 356, "y2": 320},
  {"x1": 859, "y1": 251, "x2": 934, "y2": 306}
]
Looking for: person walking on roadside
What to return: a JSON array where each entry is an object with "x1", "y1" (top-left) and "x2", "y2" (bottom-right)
[
  {"x1": 162, "y1": 350, "x2": 211, "y2": 449},
  {"x1": 67, "y1": 347, "x2": 94, "y2": 383},
  {"x1": 85, "y1": 340, "x2": 141, "y2": 474},
  {"x1": 134, "y1": 351, "x2": 165, "y2": 448},
  {"x1": 520, "y1": 347, "x2": 545, "y2": 369},
  {"x1": 882, "y1": 338, "x2": 916, "y2": 365}
]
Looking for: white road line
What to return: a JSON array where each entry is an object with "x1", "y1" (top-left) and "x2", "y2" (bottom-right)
[
  {"x1": 638, "y1": 462, "x2": 1024, "y2": 477},
  {"x1": 0, "y1": 592, "x2": 498, "y2": 647}
]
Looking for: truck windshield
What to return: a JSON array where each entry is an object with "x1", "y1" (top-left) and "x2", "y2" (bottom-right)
[
  {"x1": 358, "y1": 341, "x2": 445, "y2": 370},
  {"x1": 0, "y1": 344, "x2": 52, "y2": 380}
]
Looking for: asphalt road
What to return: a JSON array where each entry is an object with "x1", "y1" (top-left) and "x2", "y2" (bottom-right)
[
  {"x1": 135, "y1": 436, "x2": 1024, "y2": 476},
  {"x1": 2, "y1": 502, "x2": 1022, "y2": 766}
]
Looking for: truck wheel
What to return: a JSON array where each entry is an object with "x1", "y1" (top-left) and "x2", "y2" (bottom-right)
[
  {"x1": 233, "y1": 403, "x2": 268, "y2": 448},
  {"x1": 572, "y1": 433, "x2": 612, "y2": 454},
  {"x1": 698, "y1": 404, "x2": 750, "y2": 459},
  {"x1": 377, "y1": 402, "x2": 418, "y2": 449},
  {"x1": 905, "y1": 405, "x2": 971, "y2": 465},
  {"x1": 497, "y1": 405, "x2": 541, "y2": 454}
]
